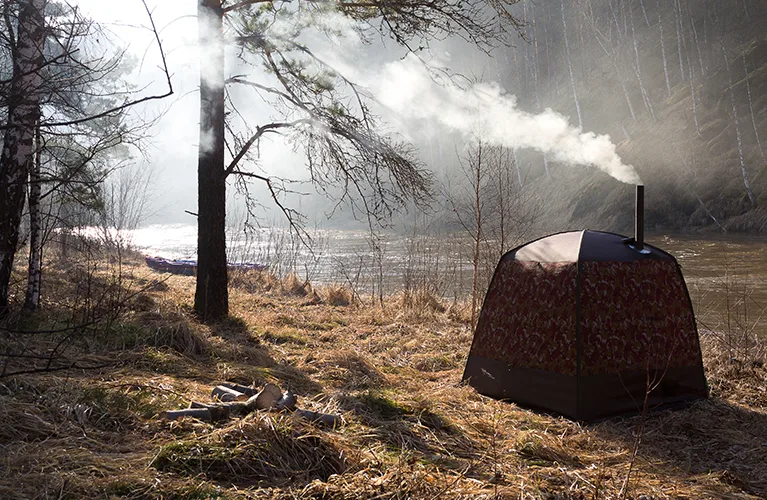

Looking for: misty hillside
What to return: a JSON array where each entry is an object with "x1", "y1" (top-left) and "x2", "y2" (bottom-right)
[{"x1": 498, "y1": 0, "x2": 767, "y2": 233}]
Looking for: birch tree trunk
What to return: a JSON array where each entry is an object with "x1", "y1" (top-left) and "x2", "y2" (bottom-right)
[
  {"x1": 721, "y1": 44, "x2": 756, "y2": 207},
  {"x1": 609, "y1": 0, "x2": 623, "y2": 41},
  {"x1": 657, "y1": 0, "x2": 672, "y2": 96},
  {"x1": 24, "y1": 123, "x2": 43, "y2": 311},
  {"x1": 741, "y1": 0, "x2": 750, "y2": 22},
  {"x1": 688, "y1": 51, "x2": 700, "y2": 135},
  {"x1": 586, "y1": 6, "x2": 637, "y2": 121},
  {"x1": 541, "y1": 6, "x2": 558, "y2": 98},
  {"x1": 512, "y1": 148, "x2": 523, "y2": 187},
  {"x1": 530, "y1": 0, "x2": 550, "y2": 177},
  {"x1": 688, "y1": 7, "x2": 706, "y2": 75},
  {"x1": 194, "y1": 0, "x2": 229, "y2": 321},
  {"x1": 529, "y1": 0, "x2": 542, "y2": 112},
  {"x1": 674, "y1": 0, "x2": 686, "y2": 82},
  {"x1": 639, "y1": 0, "x2": 650, "y2": 28},
  {"x1": 0, "y1": 0, "x2": 47, "y2": 315},
  {"x1": 560, "y1": 0, "x2": 582, "y2": 129},
  {"x1": 616, "y1": 57, "x2": 637, "y2": 121},
  {"x1": 629, "y1": 6, "x2": 655, "y2": 119},
  {"x1": 742, "y1": 52, "x2": 766, "y2": 164}
]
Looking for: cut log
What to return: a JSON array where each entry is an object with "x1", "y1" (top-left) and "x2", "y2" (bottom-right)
[
  {"x1": 164, "y1": 383, "x2": 341, "y2": 429},
  {"x1": 220, "y1": 382, "x2": 258, "y2": 396},
  {"x1": 227, "y1": 402, "x2": 250, "y2": 417},
  {"x1": 295, "y1": 409, "x2": 342, "y2": 427},
  {"x1": 245, "y1": 383, "x2": 283, "y2": 410},
  {"x1": 276, "y1": 391, "x2": 297, "y2": 411},
  {"x1": 208, "y1": 406, "x2": 231, "y2": 421},
  {"x1": 163, "y1": 408, "x2": 212, "y2": 421},
  {"x1": 163, "y1": 406, "x2": 230, "y2": 421},
  {"x1": 211, "y1": 385, "x2": 248, "y2": 402}
]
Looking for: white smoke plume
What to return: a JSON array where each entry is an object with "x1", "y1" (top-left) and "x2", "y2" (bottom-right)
[{"x1": 371, "y1": 55, "x2": 642, "y2": 185}]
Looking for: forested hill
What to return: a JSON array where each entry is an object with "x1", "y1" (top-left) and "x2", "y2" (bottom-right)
[{"x1": 499, "y1": 0, "x2": 767, "y2": 233}]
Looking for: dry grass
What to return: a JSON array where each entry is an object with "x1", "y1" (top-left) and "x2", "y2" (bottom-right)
[
  {"x1": 323, "y1": 284, "x2": 353, "y2": 306},
  {"x1": 1, "y1": 257, "x2": 766, "y2": 499}
]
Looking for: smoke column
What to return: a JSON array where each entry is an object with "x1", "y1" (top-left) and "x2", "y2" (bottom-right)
[{"x1": 373, "y1": 55, "x2": 642, "y2": 185}]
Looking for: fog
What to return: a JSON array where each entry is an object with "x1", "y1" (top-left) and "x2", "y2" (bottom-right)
[{"x1": 73, "y1": 0, "x2": 767, "y2": 233}]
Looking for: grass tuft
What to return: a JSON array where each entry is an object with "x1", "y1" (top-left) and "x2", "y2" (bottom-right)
[
  {"x1": 150, "y1": 413, "x2": 347, "y2": 486},
  {"x1": 324, "y1": 284, "x2": 352, "y2": 307}
]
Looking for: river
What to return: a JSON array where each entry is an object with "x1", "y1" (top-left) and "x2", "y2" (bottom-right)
[
  {"x1": 652, "y1": 233, "x2": 767, "y2": 342},
  {"x1": 125, "y1": 224, "x2": 767, "y2": 338}
]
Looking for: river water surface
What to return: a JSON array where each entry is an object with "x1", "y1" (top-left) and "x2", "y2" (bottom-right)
[
  {"x1": 650, "y1": 233, "x2": 767, "y2": 340},
  {"x1": 126, "y1": 225, "x2": 767, "y2": 338}
]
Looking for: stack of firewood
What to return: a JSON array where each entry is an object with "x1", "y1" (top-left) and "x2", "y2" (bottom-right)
[{"x1": 161, "y1": 382, "x2": 341, "y2": 427}]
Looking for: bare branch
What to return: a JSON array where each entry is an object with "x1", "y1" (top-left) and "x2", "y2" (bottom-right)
[
  {"x1": 224, "y1": 119, "x2": 312, "y2": 176},
  {"x1": 1, "y1": 0, "x2": 173, "y2": 131},
  {"x1": 230, "y1": 169, "x2": 311, "y2": 245}
]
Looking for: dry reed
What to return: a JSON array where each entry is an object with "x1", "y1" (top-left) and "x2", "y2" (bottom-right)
[{"x1": 1, "y1": 257, "x2": 765, "y2": 499}]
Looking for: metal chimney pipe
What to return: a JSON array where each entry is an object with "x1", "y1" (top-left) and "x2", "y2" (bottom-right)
[{"x1": 635, "y1": 185, "x2": 644, "y2": 250}]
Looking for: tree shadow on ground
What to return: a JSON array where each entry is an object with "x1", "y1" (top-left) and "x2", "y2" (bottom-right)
[
  {"x1": 1, "y1": 271, "x2": 323, "y2": 398},
  {"x1": 593, "y1": 396, "x2": 767, "y2": 497},
  {"x1": 333, "y1": 390, "x2": 482, "y2": 470},
  {"x1": 203, "y1": 315, "x2": 324, "y2": 394}
]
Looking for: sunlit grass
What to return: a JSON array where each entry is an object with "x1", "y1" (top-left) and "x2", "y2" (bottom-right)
[{"x1": 0, "y1": 254, "x2": 765, "y2": 499}]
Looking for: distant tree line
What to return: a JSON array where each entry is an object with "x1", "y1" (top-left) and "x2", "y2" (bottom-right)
[{"x1": 495, "y1": 0, "x2": 767, "y2": 230}]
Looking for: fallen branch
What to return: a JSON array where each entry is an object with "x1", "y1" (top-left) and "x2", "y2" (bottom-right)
[
  {"x1": 162, "y1": 406, "x2": 230, "y2": 422},
  {"x1": 162, "y1": 382, "x2": 341, "y2": 428},
  {"x1": 211, "y1": 385, "x2": 249, "y2": 402}
]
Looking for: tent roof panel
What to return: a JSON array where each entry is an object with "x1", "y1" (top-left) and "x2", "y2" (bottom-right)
[
  {"x1": 508, "y1": 230, "x2": 677, "y2": 263},
  {"x1": 512, "y1": 231, "x2": 583, "y2": 262}
]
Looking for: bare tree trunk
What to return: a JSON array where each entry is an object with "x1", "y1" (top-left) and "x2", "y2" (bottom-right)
[
  {"x1": 688, "y1": 7, "x2": 706, "y2": 75},
  {"x1": 0, "y1": 0, "x2": 46, "y2": 315},
  {"x1": 702, "y1": 0, "x2": 710, "y2": 46},
  {"x1": 494, "y1": 151, "x2": 506, "y2": 256},
  {"x1": 657, "y1": 0, "x2": 672, "y2": 96},
  {"x1": 492, "y1": 147, "x2": 515, "y2": 255},
  {"x1": 528, "y1": 1, "x2": 550, "y2": 178},
  {"x1": 682, "y1": 150, "x2": 726, "y2": 232},
  {"x1": 369, "y1": 235, "x2": 384, "y2": 306},
  {"x1": 24, "y1": 123, "x2": 43, "y2": 311},
  {"x1": 674, "y1": 0, "x2": 686, "y2": 82},
  {"x1": 577, "y1": 3, "x2": 588, "y2": 84},
  {"x1": 471, "y1": 142, "x2": 484, "y2": 329},
  {"x1": 520, "y1": 1, "x2": 530, "y2": 95},
  {"x1": 194, "y1": 0, "x2": 229, "y2": 321},
  {"x1": 618, "y1": 68, "x2": 637, "y2": 120},
  {"x1": 529, "y1": 0, "x2": 544, "y2": 113},
  {"x1": 586, "y1": 5, "x2": 637, "y2": 121},
  {"x1": 639, "y1": 0, "x2": 650, "y2": 27},
  {"x1": 541, "y1": 6, "x2": 558, "y2": 98},
  {"x1": 619, "y1": 0, "x2": 628, "y2": 37},
  {"x1": 688, "y1": 51, "x2": 700, "y2": 135},
  {"x1": 721, "y1": 44, "x2": 756, "y2": 207},
  {"x1": 512, "y1": 148, "x2": 523, "y2": 187},
  {"x1": 629, "y1": 6, "x2": 655, "y2": 119},
  {"x1": 743, "y1": 52, "x2": 766, "y2": 164},
  {"x1": 609, "y1": 0, "x2": 623, "y2": 41},
  {"x1": 561, "y1": 0, "x2": 582, "y2": 129}
]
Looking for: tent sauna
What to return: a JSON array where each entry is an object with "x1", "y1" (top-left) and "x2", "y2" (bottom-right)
[{"x1": 462, "y1": 186, "x2": 708, "y2": 422}]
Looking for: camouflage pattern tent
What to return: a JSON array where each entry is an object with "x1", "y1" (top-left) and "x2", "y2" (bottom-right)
[{"x1": 462, "y1": 230, "x2": 708, "y2": 422}]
